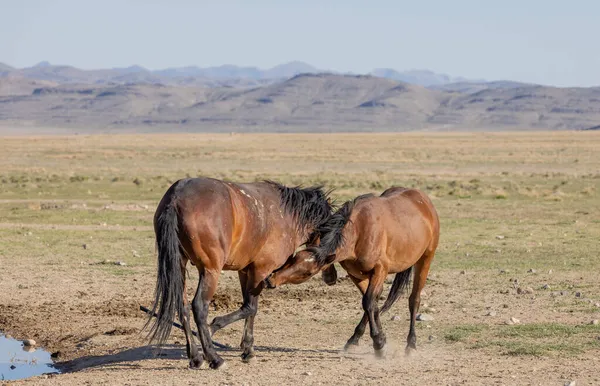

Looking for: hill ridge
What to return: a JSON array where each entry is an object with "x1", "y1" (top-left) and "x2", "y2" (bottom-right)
[{"x1": 1, "y1": 73, "x2": 599, "y2": 132}]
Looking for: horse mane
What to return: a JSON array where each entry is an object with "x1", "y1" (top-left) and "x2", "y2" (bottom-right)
[
  {"x1": 265, "y1": 180, "x2": 333, "y2": 234},
  {"x1": 309, "y1": 193, "x2": 374, "y2": 266}
]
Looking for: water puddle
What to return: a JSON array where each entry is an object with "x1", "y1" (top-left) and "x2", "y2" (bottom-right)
[{"x1": 0, "y1": 334, "x2": 60, "y2": 381}]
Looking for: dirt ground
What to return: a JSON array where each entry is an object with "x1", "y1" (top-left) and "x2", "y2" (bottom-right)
[
  {"x1": 1, "y1": 252, "x2": 599, "y2": 386},
  {"x1": 1, "y1": 133, "x2": 599, "y2": 385}
]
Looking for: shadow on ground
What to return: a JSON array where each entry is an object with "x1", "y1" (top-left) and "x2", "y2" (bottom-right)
[{"x1": 57, "y1": 341, "x2": 355, "y2": 373}]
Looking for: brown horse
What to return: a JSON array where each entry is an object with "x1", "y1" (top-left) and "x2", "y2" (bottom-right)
[
  {"x1": 145, "y1": 177, "x2": 332, "y2": 369},
  {"x1": 265, "y1": 187, "x2": 440, "y2": 356}
]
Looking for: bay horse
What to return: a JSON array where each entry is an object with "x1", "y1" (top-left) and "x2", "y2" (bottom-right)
[
  {"x1": 265, "y1": 187, "x2": 440, "y2": 356},
  {"x1": 145, "y1": 177, "x2": 332, "y2": 369}
]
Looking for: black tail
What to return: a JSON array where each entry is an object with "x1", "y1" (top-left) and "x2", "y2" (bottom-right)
[
  {"x1": 380, "y1": 267, "x2": 413, "y2": 314},
  {"x1": 144, "y1": 201, "x2": 185, "y2": 346}
]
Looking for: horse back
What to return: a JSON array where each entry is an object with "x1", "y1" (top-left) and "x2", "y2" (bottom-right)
[
  {"x1": 353, "y1": 187, "x2": 439, "y2": 258},
  {"x1": 380, "y1": 186, "x2": 438, "y2": 229},
  {"x1": 165, "y1": 178, "x2": 296, "y2": 270}
]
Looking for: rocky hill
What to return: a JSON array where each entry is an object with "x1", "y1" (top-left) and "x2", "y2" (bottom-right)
[{"x1": 1, "y1": 73, "x2": 598, "y2": 132}]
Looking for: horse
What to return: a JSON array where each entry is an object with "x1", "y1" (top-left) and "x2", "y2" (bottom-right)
[
  {"x1": 265, "y1": 187, "x2": 440, "y2": 357},
  {"x1": 145, "y1": 177, "x2": 332, "y2": 369}
]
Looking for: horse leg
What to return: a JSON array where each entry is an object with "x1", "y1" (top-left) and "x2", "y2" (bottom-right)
[
  {"x1": 208, "y1": 267, "x2": 262, "y2": 363},
  {"x1": 191, "y1": 267, "x2": 224, "y2": 369},
  {"x1": 239, "y1": 288, "x2": 261, "y2": 362},
  {"x1": 321, "y1": 264, "x2": 338, "y2": 286},
  {"x1": 406, "y1": 250, "x2": 435, "y2": 355},
  {"x1": 363, "y1": 264, "x2": 387, "y2": 357},
  {"x1": 344, "y1": 276, "x2": 369, "y2": 351},
  {"x1": 240, "y1": 267, "x2": 266, "y2": 362},
  {"x1": 210, "y1": 270, "x2": 250, "y2": 335},
  {"x1": 180, "y1": 264, "x2": 202, "y2": 369}
]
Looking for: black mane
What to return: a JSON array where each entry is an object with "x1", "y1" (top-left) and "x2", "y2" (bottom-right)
[
  {"x1": 265, "y1": 180, "x2": 333, "y2": 234},
  {"x1": 309, "y1": 193, "x2": 374, "y2": 266}
]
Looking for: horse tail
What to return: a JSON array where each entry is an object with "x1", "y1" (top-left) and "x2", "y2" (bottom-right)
[
  {"x1": 145, "y1": 189, "x2": 185, "y2": 346},
  {"x1": 380, "y1": 266, "x2": 413, "y2": 314}
]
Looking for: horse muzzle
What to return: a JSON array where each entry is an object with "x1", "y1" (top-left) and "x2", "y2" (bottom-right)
[{"x1": 264, "y1": 274, "x2": 277, "y2": 289}]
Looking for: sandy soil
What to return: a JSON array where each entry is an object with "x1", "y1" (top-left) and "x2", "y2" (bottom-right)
[
  {"x1": 1, "y1": 221, "x2": 598, "y2": 386},
  {"x1": 1, "y1": 132, "x2": 599, "y2": 385}
]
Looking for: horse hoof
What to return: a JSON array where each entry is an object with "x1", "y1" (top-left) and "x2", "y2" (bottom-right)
[
  {"x1": 323, "y1": 275, "x2": 337, "y2": 286},
  {"x1": 374, "y1": 347, "x2": 386, "y2": 359},
  {"x1": 189, "y1": 357, "x2": 203, "y2": 370},
  {"x1": 241, "y1": 351, "x2": 256, "y2": 363},
  {"x1": 405, "y1": 346, "x2": 416, "y2": 357},
  {"x1": 343, "y1": 342, "x2": 359, "y2": 352},
  {"x1": 322, "y1": 274, "x2": 337, "y2": 286},
  {"x1": 209, "y1": 357, "x2": 226, "y2": 370}
]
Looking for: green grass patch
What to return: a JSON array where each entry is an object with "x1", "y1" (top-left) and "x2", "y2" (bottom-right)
[
  {"x1": 491, "y1": 341, "x2": 584, "y2": 357},
  {"x1": 445, "y1": 322, "x2": 600, "y2": 357},
  {"x1": 444, "y1": 324, "x2": 487, "y2": 342},
  {"x1": 496, "y1": 323, "x2": 599, "y2": 339},
  {"x1": 0, "y1": 203, "x2": 153, "y2": 226},
  {"x1": 0, "y1": 228, "x2": 155, "y2": 266}
]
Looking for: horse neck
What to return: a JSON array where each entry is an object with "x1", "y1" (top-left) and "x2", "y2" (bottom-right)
[
  {"x1": 335, "y1": 224, "x2": 356, "y2": 261},
  {"x1": 313, "y1": 219, "x2": 354, "y2": 264},
  {"x1": 295, "y1": 204, "x2": 330, "y2": 246},
  {"x1": 294, "y1": 223, "x2": 316, "y2": 246}
]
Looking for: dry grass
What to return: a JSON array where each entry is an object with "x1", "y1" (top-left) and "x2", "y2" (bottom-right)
[{"x1": 0, "y1": 131, "x2": 599, "y2": 384}]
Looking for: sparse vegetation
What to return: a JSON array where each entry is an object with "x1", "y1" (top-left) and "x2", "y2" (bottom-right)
[
  {"x1": 0, "y1": 132, "x2": 599, "y2": 383},
  {"x1": 446, "y1": 323, "x2": 600, "y2": 357}
]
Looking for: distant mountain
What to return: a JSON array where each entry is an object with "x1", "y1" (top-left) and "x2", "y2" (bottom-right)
[
  {"x1": 371, "y1": 68, "x2": 484, "y2": 87},
  {"x1": 17, "y1": 64, "x2": 96, "y2": 83},
  {"x1": 114, "y1": 65, "x2": 149, "y2": 74},
  {"x1": 153, "y1": 61, "x2": 320, "y2": 80},
  {"x1": 1, "y1": 72, "x2": 598, "y2": 132},
  {"x1": 372, "y1": 68, "x2": 448, "y2": 86},
  {"x1": 199, "y1": 64, "x2": 263, "y2": 79},
  {"x1": 177, "y1": 73, "x2": 446, "y2": 130},
  {"x1": 1, "y1": 61, "x2": 492, "y2": 88},
  {"x1": 0, "y1": 62, "x2": 14, "y2": 72},
  {"x1": 434, "y1": 85, "x2": 600, "y2": 130},
  {"x1": 0, "y1": 77, "x2": 58, "y2": 96},
  {"x1": 153, "y1": 66, "x2": 204, "y2": 78},
  {"x1": 1, "y1": 61, "x2": 324, "y2": 85},
  {"x1": 429, "y1": 80, "x2": 533, "y2": 94},
  {"x1": 33, "y1": 61, "x2": 52, "y2": 67},
  {"x1": 2, "y1": 59, "x2": 599, "y2": 133},
  {"x1": 262, "y1": 61, "x2": 320, "y2": 79}
]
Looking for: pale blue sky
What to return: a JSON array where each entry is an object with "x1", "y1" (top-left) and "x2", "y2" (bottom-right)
[{"x1": 1, "y1": 0, "x2": 598, "y2": 86}]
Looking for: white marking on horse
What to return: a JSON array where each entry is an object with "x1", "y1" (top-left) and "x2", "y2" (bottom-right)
[
  {"x1": 240, "y1": 189, "x2": 252, "y2": 199},
  {"x1": 292, "y1": 243, "x2": 308, "y2": 257}
]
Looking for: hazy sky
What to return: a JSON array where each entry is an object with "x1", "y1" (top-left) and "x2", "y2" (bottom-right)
[{"x1": 2, "y1": 0, "x2": 599, "y2": 86}]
